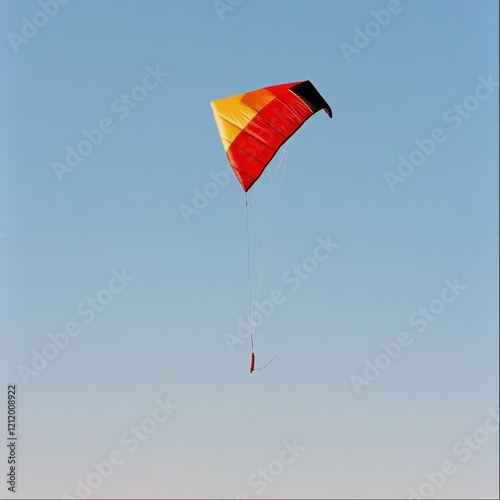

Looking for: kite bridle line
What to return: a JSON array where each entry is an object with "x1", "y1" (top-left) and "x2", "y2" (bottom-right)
[
  {"x1": 253, "y1": 142, "x2": 290, "y2": 354},
  {"x1": 244, "y1": 143, "x2": 292, "y2": 372},
  {"x1": 245, "y1": 191, "x2": 254, "y2": 352}
]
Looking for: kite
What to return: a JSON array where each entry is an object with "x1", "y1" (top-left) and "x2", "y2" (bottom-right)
[
  {"x1": 211, "y1": 80, "x2": 332, "y2": 192},
  {"x1": 210, "y1": 80, "x2": 332, "y2": 373}
]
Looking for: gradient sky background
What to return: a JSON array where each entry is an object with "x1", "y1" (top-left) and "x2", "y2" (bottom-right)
[{"x1": 0, "y1": 0, "x2": 498, "y2": 498}]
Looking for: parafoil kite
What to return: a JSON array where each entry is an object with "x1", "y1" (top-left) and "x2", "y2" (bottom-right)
[
  {"x1": 211, "y1": 80, "x2": 332, "y2": 192},
  {"x1": 210, "y1": 81, "x2": 332, "y2": 373}
]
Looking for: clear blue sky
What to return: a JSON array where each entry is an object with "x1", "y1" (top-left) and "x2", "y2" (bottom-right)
[{"x1": 0, "y1": 0, "x2": 498, "y2": 498}]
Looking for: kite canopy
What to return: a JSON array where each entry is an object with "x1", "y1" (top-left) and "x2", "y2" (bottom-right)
[{"x1": 210, "y1": 81, "x2": 332, "y2": 192}]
